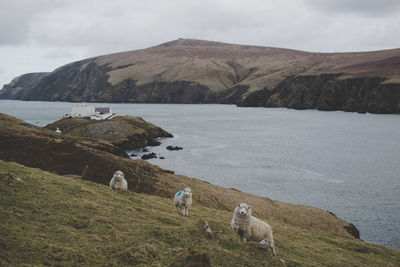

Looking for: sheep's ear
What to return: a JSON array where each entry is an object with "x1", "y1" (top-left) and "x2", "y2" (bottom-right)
[{"x1": 237, "y1": 204, "x2": 240, "y2": 208}]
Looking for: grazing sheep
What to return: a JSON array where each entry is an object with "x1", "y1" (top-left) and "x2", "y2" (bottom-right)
[
  {"x1": 204, "y1": 221, "x2": 213, "y2": 239},
  {"x1": 231, "y1": 203, "x2": 276, "y2": 256},
  {"x1": 174, "y1": 187, "x2": 192, "y2": 216},
  {"x1": 109, "y1": 170, "x2": 128, "y2": 190}
]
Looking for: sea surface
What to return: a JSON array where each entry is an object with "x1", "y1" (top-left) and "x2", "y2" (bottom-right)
[{"x1": 1, "y1": 100, "x2": 399, "y2": 249}]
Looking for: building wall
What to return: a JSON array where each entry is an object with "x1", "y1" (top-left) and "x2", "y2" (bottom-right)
[{"x1": 71, "y1": 106, "x2": 95, "y2": 117}]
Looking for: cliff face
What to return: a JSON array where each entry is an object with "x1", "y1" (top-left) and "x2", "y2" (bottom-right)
[
  {"x1": 0, "y1": 72, "x2": 50, "y2": 99},
  {"x1": 240, "y1": 74, "x2": 400, "y2": 113},
  {"x1": 1, "y1": 39, "x2": 400, "y2": 113}
]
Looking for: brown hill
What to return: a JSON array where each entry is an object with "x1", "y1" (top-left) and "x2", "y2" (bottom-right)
[{"x1": 1, "y1": 39, "x2": 399, "y2": 113}]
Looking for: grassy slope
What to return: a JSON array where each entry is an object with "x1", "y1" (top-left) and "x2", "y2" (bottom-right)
[
  {"x1": 0, "y1": 113, "x2": 126, "y2": 154},
  {"x1": 0, "y1": 114, "x2": 369, "y2": 238},
  {"x1": 1, "y1": 161, "x2": 399, "y2": 266},
  {"x1": 96, "y1": 39, "x2": 400, "y2": 92},
  {"x1": 45, "y1": 115, "x2": 172, "y2": 150}
]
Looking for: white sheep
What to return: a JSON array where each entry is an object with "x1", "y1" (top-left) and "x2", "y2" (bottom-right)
[
  {"x1": 174, "y1": 187, "x2": 192, "y2": 216},
  {"x1": 109, "y1": 170, "x2": 128, "y2": 190},
  {"x1": 231, "y1": 203, "x2": 276, "y2": 256}
]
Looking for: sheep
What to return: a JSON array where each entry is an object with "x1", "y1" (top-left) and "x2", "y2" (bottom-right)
[
  {"x1": 109, "y1": 170, "x2": 128, "y2": 190},
  {"x1": 231, "y1": 203, "x2": 276, "y2": 256},
  {"x1": 204, "y1": 221, "x2": 213, "y2": 239},
  {"x1": 174, "y1": 187, "x2": 192, "y2": 216}
]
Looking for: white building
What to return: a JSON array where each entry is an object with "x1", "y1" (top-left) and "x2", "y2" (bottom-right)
[{"x1": 70, "y1": 105, "x2": 113, "y2": 120}]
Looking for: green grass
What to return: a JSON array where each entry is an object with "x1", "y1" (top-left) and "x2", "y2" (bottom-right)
[{"x1": 0, "y1": 160, "x2": 399, "y2": 266}]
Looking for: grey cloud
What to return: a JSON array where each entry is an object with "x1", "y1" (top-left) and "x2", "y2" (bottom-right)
[
  {"x1": 0, "y1": 0, "x2": 67, "y2": 45},
  {"x1": 1, "y1": 0, "x2": 400, "y2": 86},
  {"x1": 44, "y1": 48, "x2": 76, "y2": 59},
  {"x1": 28, "y1": 0, "x2": 306, "y2": 53},
  {"x1": 304, "y1": 0, "x2": 400, "y2": 16}
]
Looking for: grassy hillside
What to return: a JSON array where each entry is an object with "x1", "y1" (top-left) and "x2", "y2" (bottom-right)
[
  {"x1": 99, "y1": 39, "x2": 400, "y2": 91},
  {"x1": 1, "y1": 161, "x2": 399, "y2": 266},
  {"x1": 0, "y1": 114, "x2": 372, "y2": 238},
  {"x1": 1, "y1": 113, "x2": 399, "y2": 265},
  {"x1": 45, "y1": 115, "x2": 172, "y2": 150}
]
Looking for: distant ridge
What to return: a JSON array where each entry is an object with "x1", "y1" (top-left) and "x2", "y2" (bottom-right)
[{"x1": 1, "y1": 39, "x2": 399, "y2": 113}]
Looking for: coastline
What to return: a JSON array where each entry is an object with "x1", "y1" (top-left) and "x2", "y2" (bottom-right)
[{"x1": 0, "y1": 101, "x2": 399, "y2": 250}]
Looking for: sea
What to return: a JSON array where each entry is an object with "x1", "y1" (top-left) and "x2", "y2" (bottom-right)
[{"x1": 0, "y1": 100, "x2": 399, "y2": 250}]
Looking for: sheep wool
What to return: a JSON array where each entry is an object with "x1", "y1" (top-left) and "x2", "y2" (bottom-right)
[
  {"x1": 109, "y1": 170, "x2": 128, "y2": 190},
  {"x1": 231, "y1": 203, "x2": 276, "y2": 256},
  {"x1": 174, "y1": 187, "x2": 192, "y2": 216}
]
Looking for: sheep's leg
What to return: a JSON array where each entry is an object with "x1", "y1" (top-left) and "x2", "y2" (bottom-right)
[
  {"x1": 237, "y1": 228, "x2": 246, "y2": 243},
  {"x1": 238, "y1": 236, "x2": 247, "y2": 243},
  {"x1": 185, "y1": 207, "x2": 189, "y2": 216},
  {"x1": 181, "y1": 207, "x2": 185, "y2": 216},
  {"x1": 269, "y1": 231, "x2": 276, "y2": 256}
]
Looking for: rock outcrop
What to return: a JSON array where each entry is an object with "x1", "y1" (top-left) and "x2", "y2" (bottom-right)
[
  {"x1": 166, "y1": 146, "x2": 183, "y2": 151},
  {"x1": 1, "y1": 39, "x2": 399, "y2": 113}
]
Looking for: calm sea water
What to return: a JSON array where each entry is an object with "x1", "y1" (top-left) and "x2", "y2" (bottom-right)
[{"x1": 1, "y1": 100, "x2": 399, "y2": 249}]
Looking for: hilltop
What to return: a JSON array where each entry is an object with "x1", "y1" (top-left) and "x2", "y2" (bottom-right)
[
  {"x1": 1, "y1": 39, "x2": 399, "y2": 113},
  {"x1": 0, "y1": 113, "x2": 400, "y2": 265}
]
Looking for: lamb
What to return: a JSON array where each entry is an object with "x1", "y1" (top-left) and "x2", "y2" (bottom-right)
[
  {"x1": 231, "y1": 203, "x2": 276, "y2": 256},
  {"x1": 174, "y1": 187, "x2": 192, "y2": 216},
  {"x1": 204, "y1": 221, "x2": 213, "y2": 239},
  {"x1": 109, "y1": 170, "x2": 128, "y2": 190}
]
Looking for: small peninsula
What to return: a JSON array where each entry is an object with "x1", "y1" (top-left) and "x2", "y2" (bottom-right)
[{"x1": 45, "y1": 113, "x2": 172, "y2": 150}]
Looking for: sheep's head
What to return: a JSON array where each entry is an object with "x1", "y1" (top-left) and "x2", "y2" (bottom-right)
[
  {"x1": 183, "y1": 187, "x2": 192, "y2": 198},
  {"x1": 114, "y1": 170, "x2": 124, "y2": 181},
  {"x1": 236, "y1": 203, "x2": 252, "y2": 217}
]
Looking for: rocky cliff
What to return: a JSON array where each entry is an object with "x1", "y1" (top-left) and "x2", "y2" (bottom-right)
[
  {"x1": 1, "y1": 39, "x2": 399, "y2": 113},
  {"x1": 0, "y1": 72, "x2": 50, "y2": 99},
  {"x1": 240, "y1": 74, "x2": 400, "y2": 113}
]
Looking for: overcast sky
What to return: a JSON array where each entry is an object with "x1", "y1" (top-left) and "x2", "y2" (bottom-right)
[{"x1": 1, "y1": 0, "x2": 399, "y2": 87}]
